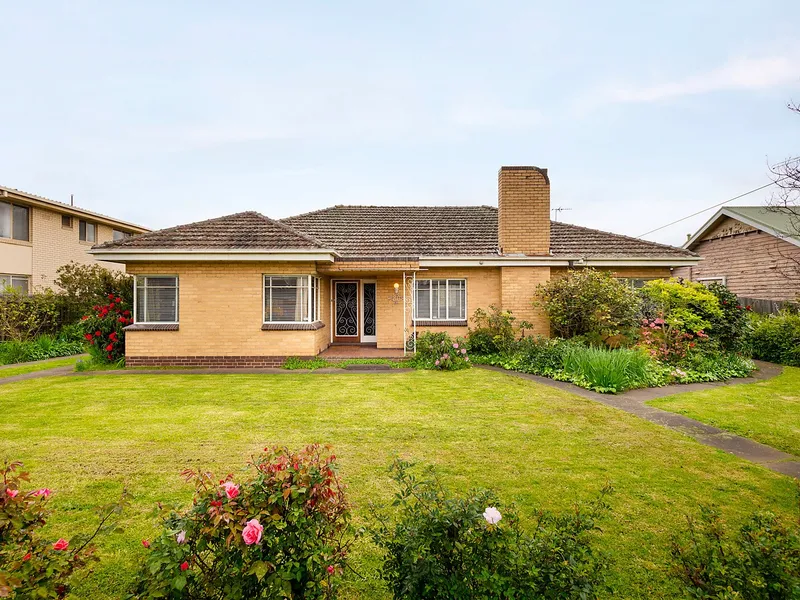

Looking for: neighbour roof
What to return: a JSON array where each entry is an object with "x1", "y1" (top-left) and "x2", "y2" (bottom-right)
[
  {"x1": 282, "y1": 205, "x2": 696, "y2": 259},
  {"x1": 684, "y1": 206, "x2": 800, "y2": 249},
  {"x1": 92, "y1": 211, "x2": 327, "y2": 250},
  {"x1": 0, "y1": 185, "x2": 149, "y2": 233}
]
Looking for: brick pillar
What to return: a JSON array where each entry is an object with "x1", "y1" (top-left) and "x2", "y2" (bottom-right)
[
  {"x1": 498, "y1": 166, "x2": 551, "y2": 256},
  {"x1": 501, "y1": 266, "x2": 551, "y2": 337}
]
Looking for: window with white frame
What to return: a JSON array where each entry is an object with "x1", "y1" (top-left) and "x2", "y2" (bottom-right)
[
  {"x1": 264, "y1": 275, "x2": 320, "y2": 323},
  {"x1": 0, "y1": 274, "x2": 30, "y2": 295},
  {"x1": 414, "y1": 279, "x2": 467, "y2": 320},
  {"x1": 135, "y1": 276, "x2": 179, "y2": 323},
  {"x1": 0, "y1": 201, "x2": 30, "y2": 241}
]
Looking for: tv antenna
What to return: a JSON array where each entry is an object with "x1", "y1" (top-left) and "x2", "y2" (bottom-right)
[{"x1": 551, "y1": 206, "x2": 571, "y2": 222}]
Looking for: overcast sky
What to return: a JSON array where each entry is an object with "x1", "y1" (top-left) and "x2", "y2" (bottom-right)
[{"x1": 1, "y1": 1, "x2": 798, "y2": 246}]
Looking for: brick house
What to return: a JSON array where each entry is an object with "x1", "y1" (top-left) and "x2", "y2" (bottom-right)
[
  {"x1": 674, "y1": 206, "x2": 800, "y2": 302},
  {"x1": 0, "y1": 186, "x2": 150, "y2": 293},
  {"x1": 90, "y1": 166, "x2": 699, "y2": 367}
]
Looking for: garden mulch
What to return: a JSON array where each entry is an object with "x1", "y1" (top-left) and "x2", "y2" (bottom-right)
[{"x1": 480, "y1": 361, "x2": 800, "y2": 478}]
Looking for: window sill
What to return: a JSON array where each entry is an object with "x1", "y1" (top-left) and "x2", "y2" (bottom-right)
[
  {"x1": 123, "y1": 323, "x2": 179, "y2": 331},
  {"x1": 413, "y1": 320, "x2": 468, "y2": 327},
  {"x1": 0, "y1": 238, "x2": 32, "y2": 247},
  {"x1": 261, "y1": 321, "x2": 325, "y2": 331}
]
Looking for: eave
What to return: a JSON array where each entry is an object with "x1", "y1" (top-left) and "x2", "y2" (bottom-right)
[{"x1": 87, "y1": 248, "x2": 339, "y2": 263}]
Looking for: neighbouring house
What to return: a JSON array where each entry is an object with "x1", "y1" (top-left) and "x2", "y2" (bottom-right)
[
  {"x1": 90, "y1": 166, "x2": 699, "y2": 367},
  {"x1": 0, "y1": 186, "x2": 150, "y2": 293},
  {"x1": 674, "y1": 206, "x2": 800, "y2": 303}
]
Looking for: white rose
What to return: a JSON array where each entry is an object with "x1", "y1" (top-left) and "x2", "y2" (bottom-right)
[{"x1": 483, "y1": 506, "x2": 502, "y2": 525}]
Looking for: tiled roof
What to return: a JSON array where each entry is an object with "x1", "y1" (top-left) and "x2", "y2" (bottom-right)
[
  {"x1": 283, "y1": 205, "x2": 696, "y2": 258},
  {"x1": 93, "y1": 211, "x2": 326, "y2": 250},
  {"x1": 94, "y1": 205, "x2": 695, "y2": 259}
]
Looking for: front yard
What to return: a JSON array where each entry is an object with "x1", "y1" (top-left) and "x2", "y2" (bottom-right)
[
  {"x1": 650, "y1": 366, "x2": 800, "y2": 456},
  {"x1": 1, "y1": 369, "x2": 797, "y2": 599}
]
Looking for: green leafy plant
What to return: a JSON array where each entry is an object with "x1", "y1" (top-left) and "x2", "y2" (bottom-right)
[
  {"x1": 54, "y1": 262, "x2": 133, "y2": 313},
  {"x1": 705, "y1": 283, "x2": 753, "y2": 352},
  {"x1": 371, "y1": 459, "x2": 613, "y2": 600},
  {"x1": 0, "y1": 461, "x2": 128, "y2": 599},
  {"x1": 411, "y1": 332, "x2": 470, "y2": 370},
  {"x1": 535, "y1": 269, "x2": 641, "y2": 343},
  {"x1": 638, "y1": 279, "x2": 723, "y2": 336},
  {"x1": 0, "y1": 290, "x2": 60, "y2": 342},
  {"x1": 671, "y1": 504, "x2": 800, "y2": 599},
  {"x1": 80, "y1": 294, "x2": 132, "y2": 363},
  {"x1": 467, "y1": 305, "x2": 524, "y2": 355},
  {"x1": 132, "y1": 444, "x2": 353, "y2": 599},
  {"x1": 0, "y1": 334, "x2": 85, "y2": 365},
  {"x1": 750, "y1": 312, "x2": 800, "y2": 366},
  {"x1": 560, "y1": 345, "x2": 661, "y2": 393}
]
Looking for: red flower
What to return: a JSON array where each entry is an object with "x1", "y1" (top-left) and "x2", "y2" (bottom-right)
[
  {"x1": 81, "y1": 315, "x2": 89, "y2": 320},
  {"x1": 123, "y1": 310, "x2": 131, "y2": 316},
  {"x1": 108, "y1": 293, "x2": 115, "y2": 300},
  {"x1": 210, "y1": 500, "x2": 222, "y2": 508},
  {"x1": 327, "y1": 565, "x2": 335, "y2": 574},
  {"x1": 142, "y1": 539, "x2": 150, "y2": 548},
  {"x1": 52, "y1": 538, "x2": 69, "y2": 551},
  {"x1": 22, "y1": 552, "x2": 31, "y2": 561},
  {"x1": 95, "y1": 331, "x2": 102, "y2": 337},
  {"x1": 746, "y1": 305, "x2": 752, "y2": 311},
  {"x1": 84, "y1": 334, "x2": 93, "y2": 341},
  {"x1": 116, "y1": 297, "x2": 122, "y2": 303},
  {"x1": 109, "y1": 332, "x2": 118, "y2": 341},
  {"x1": 180, "y1": 561, "x2": 189, "y2": 571},
  {"x1": 119, "y1": 317, "x2": 127, "y2": 323},
  {"x1": 107, "y1": 354, "x2": 113, "y2": 360},
  {"x1": 105, "y1": 343, "x2": 114, "y2": 352}
]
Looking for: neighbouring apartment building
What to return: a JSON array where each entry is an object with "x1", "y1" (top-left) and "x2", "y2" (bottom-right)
[{"x1": 0, "y1": 186, "x2": 150, "y2": 293}]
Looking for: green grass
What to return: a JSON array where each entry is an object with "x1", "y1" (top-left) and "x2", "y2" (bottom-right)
[
  {"x1": 0, "y1": 370, "x2": 796, "y2": 599},
  {"x1": 0, "y1": 355, "x2": 82, "y2": 379},
  {"x1": 282, "y1": 356, "x2": 409, "y2": 370},
  {"x1": 650, "y1": 366, "x2": 800, "y2": 456}
]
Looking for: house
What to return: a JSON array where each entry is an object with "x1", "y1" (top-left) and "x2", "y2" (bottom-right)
[
  {"x1": 674, "y1": 206, "x2": 800, "y2": 302},
  {"x1": 90, "y1": 166, "x2": 699, "y2": 367},
  {"x1": 0, "y1": 186, "x2": 150, "y2": 293}
]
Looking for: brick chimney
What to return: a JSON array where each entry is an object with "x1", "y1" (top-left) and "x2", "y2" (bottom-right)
[{"x1": 497, "y1": 166, "x2": 550, "y2": 256}]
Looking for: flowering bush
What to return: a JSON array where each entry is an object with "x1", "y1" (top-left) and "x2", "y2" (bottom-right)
[
  {"x1": 638, "y1": 279, "x2": 723, "y2": 336},
  {"x1": 0, "y1": 461, "x2": 128, "y2": 599},
  {"x1": 80, "y1": 293, "x2": 132, "y2": 363},
  {"x1": 412, "y1": 332, "x2": 470, "y2": 371},
  {"x1": 371, "y1": 459, "x2": 613, "y2": 599},
  {"x1": 132, "y1": 444, "x2": 353, "y2": 599},
  {"x1": 637, "y1": 316, "x2": 703, "y2": 363}
]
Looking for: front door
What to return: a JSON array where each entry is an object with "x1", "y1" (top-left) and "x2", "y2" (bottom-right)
[
  {"x1": 334, "y1": 281, "x2": 359, "y2": 342},
  {"x1": 361, "y1": 281, "x2": 377, "y2": 343}
]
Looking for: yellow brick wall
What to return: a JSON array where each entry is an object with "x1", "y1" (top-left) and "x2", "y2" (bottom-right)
[
  {"x1": 500, "y1": 267, "x2": 551, "y2": 336},
  {"x1": 125, "y1": 262, "x2": 325, "y2": 358},
  {"x1": 30, "y1": 206, "x2": 127, "y2": 290},
  {"x1": 497, "y1": 167, "x2": 550, "y2": 256}
]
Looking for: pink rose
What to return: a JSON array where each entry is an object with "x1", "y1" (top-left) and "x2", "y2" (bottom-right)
[
  {"x1": 141, "y1": 539, "x2": 150, "y2": 548},
  {"x1": 33, "y1": 488, "x2": 52, "y2": 498},
  {"x1": 176, "y1": 530, "x2": 186, "y2": 544},
  {"x1": 327, "y1": 565, "x2": 335, "y2": 574},
  {"x1": 460, "y1": 348, "x2": 466, "y2": 355},
  {"x1": 222, "y1": 481, "x2": 240, "y2": 499},
  {"x1": 7, "y1": 489, "x2": 18, "y2": 498},
  {"x1": 52, "y1": 538, "x2": 69, "y2": 551},
  {"x1": 434, "y1": 360, "x2": 440, "y2": 366},
  {"x1": 242, "y1": 518, "x2": 263, "y2": 545},
  {"x1": 453, "y1": 343, "x2": 459, "y2": 349}
]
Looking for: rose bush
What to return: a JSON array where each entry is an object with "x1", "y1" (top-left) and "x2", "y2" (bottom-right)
[
  {"x1": 0, "y1": 461, "x2": 128, "y2": 599},
  {"x1": 132, "y1": 444, "x2": 353, "y2": 600},
  {"x1": 411, "y1": 332, "x2": 470, "y2": 371},
  {"x1": 80, "y1": 293, "x2": 132, "y2": 364}
]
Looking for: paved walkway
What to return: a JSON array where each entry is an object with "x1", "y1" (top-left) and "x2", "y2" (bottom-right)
[{"x1": 480, "y1": 362, "x2": 800, "y2": 478}]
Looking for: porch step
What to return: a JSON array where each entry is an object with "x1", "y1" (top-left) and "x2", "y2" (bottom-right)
[{"x1": 341, "y1": 364, "x2": 395, "y2": 371}]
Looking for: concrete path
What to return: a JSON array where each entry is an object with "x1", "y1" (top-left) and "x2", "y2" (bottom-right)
[
  {"x1": 480, "y1": 362, "x2": 800, "y2": 478},
  {"x1": 0, "y1": 355, "x2": 88, "y2": 386}
]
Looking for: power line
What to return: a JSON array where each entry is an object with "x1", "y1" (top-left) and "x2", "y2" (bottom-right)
[{"x1": 637, "y1": 178, "x2": 782, "y2": 238}]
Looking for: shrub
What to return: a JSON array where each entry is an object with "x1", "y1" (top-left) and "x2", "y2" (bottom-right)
[
  {"x1": 0, "y1": 290, "x2": 60, "y2": 342},
  {"x1": 705, "y1": 283, "x2": 753, "y2": 352},
  {"x1": 0, "y1": 334, "x2": 85, "y2": 365},
  {"x1": 672, "y1": 352, "x2": 755, "y2": 383},
  {"x1": 132, "y1": 445, "x2": 352, "y2": 600},
  {"x1": 371, "y1": 459, "x2": 612, "y2": 600},
  {"x1": 671, "y1": 505, "x2": 800, "y2": 599},
  {"x1": 637, "y1": 316, "x2": 704, "y2": 364},
  {"x1": 535, "y1": 269, "x2": 640, "y2": 343},
  {"x1": 55, "y1": 262, "x2": 133, "y2": 313},
  {"x1": 639, "y1": 279, "x2": 722, "y2": 336},
  {"x1": 561, "y1": 345, "x2": 661, "y2": 393},
  {"x1": 750, "y1": 312, "x2": 800, "y2": 366},
  {"x1": 476, "y1": 336, "x2": 583, "y2": 376},
  {"x1": 80, "y1": 294, "x2": 133, "y2": 363},
  {"x1": 0, "y1": 461, "x2": 128, "y2": 599},
  {"x1": 467, "y1": 305, "x2": 528, "y2": 355},
  {"x1": 412, "y1": 332, "x2": 470, "y2": 370}
]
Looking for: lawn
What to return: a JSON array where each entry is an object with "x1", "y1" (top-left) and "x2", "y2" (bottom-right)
[
  {"x1": 0, "y1": 355, "x2": 82, "y2": 379},
  {"x1": 650, "y1": 366, "x2": 800, "y2": 456},
  {"x1": 0, "y1": 369, "x2": 796, "y2": 599}
]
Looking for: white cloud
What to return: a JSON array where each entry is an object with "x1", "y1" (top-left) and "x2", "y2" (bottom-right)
[{"x1": 583, "y1": 54, "x2": 800, "y2": 109}]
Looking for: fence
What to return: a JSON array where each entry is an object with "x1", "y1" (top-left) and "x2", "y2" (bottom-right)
[{"x1": 738, "y1": 296, "x2": 799, "y2": 315}]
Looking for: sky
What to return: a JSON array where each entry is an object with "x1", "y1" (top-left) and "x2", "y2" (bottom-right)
[{"x1": 1, "y1": 1, "x2": 798, "y2": 247}]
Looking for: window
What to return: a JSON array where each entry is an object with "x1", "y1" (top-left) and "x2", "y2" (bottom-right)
[
  {"x1": 697, "y1": 277, "x2": 727, "y2": 286},
  {"x1": 0, "y1": 201, "x2": 30, "y2": 241},
  {"x1": 113, "y1": 229, "x2": 131, "y2": 241},
  {"x1": 622, "y1": 277, "x2": 661, "y2": 289},
  {"x1": 79, "y1": 220, "x2": 96, "y2": 242},
  {"x1": 414, "y1": 279, "x2": 467, "y2": 320},
  {"x1": 135, "y1": 276, "x2": 179, "y2": 323},
  {"x1": 62, "y1": 215, "x2": 73, "y2": 229},
  {"x1": 0, "y1": 275, "x2": 30, "y2": 295},
  {"x1": 264, "y1": 275, "x2": 320, "y2": 323}
]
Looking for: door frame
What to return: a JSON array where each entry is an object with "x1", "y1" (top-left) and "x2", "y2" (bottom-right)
[
  {"x1": 360, "y1": 280, "x2": 377, "y2": 344},
  {"x1": 333, "y1": 280, "x2": 360, "y2": 343}
]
